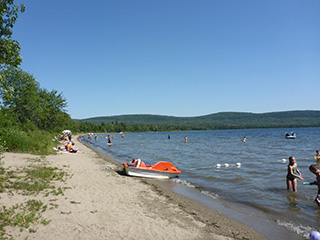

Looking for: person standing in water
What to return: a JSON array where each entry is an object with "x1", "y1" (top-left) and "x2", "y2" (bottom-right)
[
  {"x1": 286, "y1": 156, "x2": 304, "y2": 192},
  {"x1": 307, "y1": 164, "x2": 320, "y2": 206},
  {"x1": 107, "y1": 135, "x2": 112, "y2": 144},
  {"x1": 184, "y1": 136, "x2": 187, "y2": 143}
]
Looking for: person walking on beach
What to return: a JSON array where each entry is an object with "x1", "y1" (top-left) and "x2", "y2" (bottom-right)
[{"x1": 286, "y1": 156, "x2": 304, "y2": 192}]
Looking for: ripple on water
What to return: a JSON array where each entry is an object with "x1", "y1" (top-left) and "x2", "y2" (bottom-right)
[{"x1": 80, "y1": 128, "x2": 320, "y2": 238}]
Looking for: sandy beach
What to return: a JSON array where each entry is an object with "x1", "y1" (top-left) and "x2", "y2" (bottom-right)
[{"x1": 1, "y1": 136, "x2": 267, "y2": 240}]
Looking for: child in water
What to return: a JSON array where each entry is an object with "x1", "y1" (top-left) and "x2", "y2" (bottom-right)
[
  {"x1": 286, "y1": 156, "x2": 304, "y2": 192},
  {"x1": 307, "y1": 164, "x2": 320, "y2": 206}
]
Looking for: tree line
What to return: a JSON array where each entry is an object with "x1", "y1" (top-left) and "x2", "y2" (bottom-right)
[
  {"x1": 0, "y1": 1, "x2": 319, "y2": 154},
  {"x1": 0, "y1": 1, "x2": 102, "y2": 154},
  {"x1": 79, "y1": 110, "x2": 320, "y2": 132}
]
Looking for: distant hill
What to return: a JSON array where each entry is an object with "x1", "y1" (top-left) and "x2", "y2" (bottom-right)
[{"x1": 77, "y1": 110, "x2": 320, "y2": 131}]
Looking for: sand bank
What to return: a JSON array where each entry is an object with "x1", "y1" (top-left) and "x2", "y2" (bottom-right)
[{"x1": 1, "y1": 136, "x2": 267, "y2": 240}]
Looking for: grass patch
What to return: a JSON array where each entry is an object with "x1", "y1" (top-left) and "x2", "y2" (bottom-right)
[
  {"x1": 0, "y1": 201, "x2": 50, "y2": 236},
  {"x1": 50, "y1": 187, "x2": 64, "y2": 196},
  {"x1": 49, "y1": 203, "x2": 59, "y2": 210},
  {"x1": 2, "y1": 164, "x2": 67, "y2": 195},
  {"x1": 0, "y1": 159, "x2": 68, "y2": 238}
]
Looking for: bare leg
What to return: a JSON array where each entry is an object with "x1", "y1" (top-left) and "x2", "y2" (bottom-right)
[
  {"x1": 292, "y1": 179, "x2": 298, "y2": 192},
  {"x1": 286, "y1": 178, "x2": 292, "y2": 191}
]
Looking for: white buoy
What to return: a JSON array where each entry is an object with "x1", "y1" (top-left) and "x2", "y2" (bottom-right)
[
  {"x1": 282, "y1": 158, "x2": 286, "y2": 163},
  {"x1": 224, "y1": 163, "x2": 229, "y2": 167},
  {"x1": 236, "y1": 162, "x2": 241, "y2": 167},
  {"x1": 216, "y1": 164, "x2": 221, "y2": 168}
]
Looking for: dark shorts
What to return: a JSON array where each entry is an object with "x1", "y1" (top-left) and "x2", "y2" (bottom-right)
[{"x1": 287, "y1": 175, "x2": 296, "y2": 181}]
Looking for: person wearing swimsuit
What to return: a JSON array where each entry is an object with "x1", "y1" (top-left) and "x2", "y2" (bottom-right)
[{"x1": 286, "y1": 156, "x2": 304, "y2": 192}]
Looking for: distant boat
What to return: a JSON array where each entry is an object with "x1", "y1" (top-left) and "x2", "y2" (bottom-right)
[
  {"x1": 285, "y1": 132, "x2": 296, "y2": 139},
  {"x1": 122, "y1": 159, "x2": 181, "y2": 179}
]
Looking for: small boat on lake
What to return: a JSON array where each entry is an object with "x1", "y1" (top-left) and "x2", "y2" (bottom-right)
[
  {"x1": 285, "y1": 132, "x2": 296, "y2": 139},
  {"x1": 122, "y1": 159, "x2": 181, "y2": 179}
]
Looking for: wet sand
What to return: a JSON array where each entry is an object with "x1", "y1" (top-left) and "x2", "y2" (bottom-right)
[{"x1": 1, "y1": 136, "x2": 267, "y2": 240}]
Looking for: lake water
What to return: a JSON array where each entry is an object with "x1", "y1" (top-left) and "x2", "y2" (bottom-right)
[{"x1": 80, "y1": 127, "x2": 320, "y2": 239}]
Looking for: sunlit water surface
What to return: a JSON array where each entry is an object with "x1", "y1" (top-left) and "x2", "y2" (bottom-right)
[{"x1": 80, "y1": 127, "x2": 320, "y2": 239}]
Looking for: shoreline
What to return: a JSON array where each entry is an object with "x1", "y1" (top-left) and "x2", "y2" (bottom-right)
[
  {"x1": 78, "y1": 136, "x2": 270, "y2": 239},
  {"x1": 1, "y1": 136, "x2": 267, "y2": 240}
]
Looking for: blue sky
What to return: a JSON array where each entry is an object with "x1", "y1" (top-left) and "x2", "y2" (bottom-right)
[{"x1": 13, "y1": 0, "x2": 319, "y2": 119}]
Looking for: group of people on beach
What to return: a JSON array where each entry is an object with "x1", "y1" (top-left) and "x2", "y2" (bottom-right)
[
  {"x1": 54, "y1": 131, "x2": 73, "y2": 142},
  {"x1": 53, "y1": 131, "x2": 83, "y2": 153},
  {"x1": 286, "y1": 151, "x2": 320, "y2": 207}
]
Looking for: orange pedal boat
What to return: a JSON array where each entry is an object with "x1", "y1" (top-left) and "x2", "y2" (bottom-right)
[{"x1": 122, "y1": 159, "x2": 181, "y2": 179}]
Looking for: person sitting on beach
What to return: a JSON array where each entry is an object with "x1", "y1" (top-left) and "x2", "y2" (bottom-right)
[
  {"x1": 65, "y1": 142, "x2": 72, "y2": 151},
  {"x1": 69, "y1": 143, "x2": 79, "y2": 153},
  {"x1": 286, "y1": 156, "x2": 304, "y2": 192}
]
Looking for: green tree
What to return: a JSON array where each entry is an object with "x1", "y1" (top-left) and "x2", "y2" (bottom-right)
[
  {"x1": 0, "y1": 67, "x2": 68, "y2": 131},
  {"x1": 0, "y1": 67, "x2": 39, "y2": 129},
  {"x1": 37, "y1": 88, "x2": 67, "y2": 130},
  {"x1": 0, "y1": 0, "x2": 25, "y2": 69}
]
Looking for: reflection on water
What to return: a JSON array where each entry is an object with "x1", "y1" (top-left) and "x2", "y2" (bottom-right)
[{"x1": 287, "y1": 194, "x2": 299, "y2": 211}]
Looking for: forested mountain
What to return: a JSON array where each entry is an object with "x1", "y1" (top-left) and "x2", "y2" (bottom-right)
[
  {"x1": 0, "y1": 1, "x2": 319, "y2": 155},
  {"x1": 78, "y1": 110, "x2": 320, "y2": 131}
]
